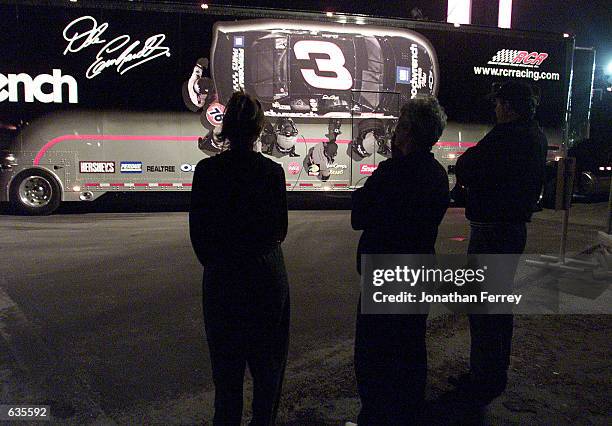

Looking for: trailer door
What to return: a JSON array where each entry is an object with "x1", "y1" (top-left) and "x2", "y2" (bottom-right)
[{"x1": 350, "y1": 90, "x2": 400, "y2": 188}]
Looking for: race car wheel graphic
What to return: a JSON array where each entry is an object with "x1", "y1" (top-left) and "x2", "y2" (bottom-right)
[{"x1": 10, "y1": 169, "x2": 61, "y2": 215}]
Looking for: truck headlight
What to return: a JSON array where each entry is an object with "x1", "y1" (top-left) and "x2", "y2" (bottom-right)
[{"x1": 1, "y1": 153, "x2": 17, "y2": 170}]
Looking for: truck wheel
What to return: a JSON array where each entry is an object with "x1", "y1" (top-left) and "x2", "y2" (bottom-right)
[{"x1": 10, "y1": 169, "x2": 61, "y2": 215}]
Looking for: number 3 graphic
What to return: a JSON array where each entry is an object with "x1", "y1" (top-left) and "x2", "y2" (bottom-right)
[{"x1": 293, "y1": 40, "x2": 353, "y2": 90}]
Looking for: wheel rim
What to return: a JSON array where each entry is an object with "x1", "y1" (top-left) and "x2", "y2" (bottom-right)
[{"x1": 18, "y1": 176, "x2": 53, "y2": 208}]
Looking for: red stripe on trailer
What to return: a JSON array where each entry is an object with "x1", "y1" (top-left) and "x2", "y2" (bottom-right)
[
  {"x1": 301, "y1": 138, "x2": 351, "y2": 144},
  {"x1": 109, "y1": 183, "x2": 124, "y2": 186},
  {"x1": 85, "y1": 183, "x2": 99, "y2": 187},
  {"x1": 436, "y1": 141, "x2": 477, "y2": 147},
  {"x1": 286, "y1": 183, "x2": 292, "y2": 186},
  {"x1": 183, "y1": 183, "x2": 193, "y2": 187},
  {"x1": 158, "y1": 183, "x2": 173, "y2": 187},
  {"x1": 33, "y1": 134, "x2": 201, "y2": 165},
  {"x1": 134, "y1": 183, "x2": 149, "y2": 187},
  {"x1": 299, "y1": 183, "x2": 314, "y2": 187},
  {"x1": 334, "y1": 183, "x2": 349, "y2": 187}
]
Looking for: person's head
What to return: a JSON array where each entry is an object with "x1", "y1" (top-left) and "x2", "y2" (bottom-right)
[
  {"x1": 275, "y1": 118, "x2": 298, "y2": 153},
  {"x1": 491, "y1": 81, "x2": 538, "y2": 123},
  {"x1": 393, "y1": 95, "x2": 447, "y2": 155},
  {"x1": 219, "y1": 91, "x2": 265, "y2": 151},
  {"x1": 325, "y1": 141, "x2": 338, "y2": 161}
]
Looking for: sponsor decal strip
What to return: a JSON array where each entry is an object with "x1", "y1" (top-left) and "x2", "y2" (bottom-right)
[
  {"x1": 81, "y1": 182, "x2": 193, "y2": 189},
  {"x1": 33, "y1": 134, "x2": 200, "y2": 165}
]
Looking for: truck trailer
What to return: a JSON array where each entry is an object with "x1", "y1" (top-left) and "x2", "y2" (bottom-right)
[{"x1": 0, "y1": 1, "x2": 579, "y2": 214}]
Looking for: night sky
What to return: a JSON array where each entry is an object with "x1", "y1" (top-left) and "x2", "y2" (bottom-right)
[{"x1": 213, "y1": 0, "x2": 611, "y2": 69}]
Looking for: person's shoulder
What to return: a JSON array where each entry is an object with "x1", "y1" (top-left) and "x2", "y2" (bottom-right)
[
  {"x1": 374, "y1": 158, "x2": 393, "y2": 171},
  {"x1": 432, "y1": 156, "x2": 448, "y2": 175},
  {"x1": 194, "y1": 153, "x2": 224, "y2": 173},
  {"x1": 257, "y1": 153, "x2": 285, "y2": 174}
]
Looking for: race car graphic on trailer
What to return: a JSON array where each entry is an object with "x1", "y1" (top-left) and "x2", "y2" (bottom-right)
[{"x1": 210, "y1": 20, "x2": 439, "y2": 118}]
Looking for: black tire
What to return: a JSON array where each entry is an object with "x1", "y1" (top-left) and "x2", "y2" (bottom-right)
[{"x1": 9, "y1": 169, "x2": 61, "y2": 215}]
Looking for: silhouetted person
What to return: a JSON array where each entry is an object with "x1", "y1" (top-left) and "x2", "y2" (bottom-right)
[
  {"x1": 350, "y1": 96, "x2": 449, "y2": 425},
  {"x1": 453, "y1": 81, "x2": 547, "y2": 405},
  {"x1": 189, "y1": 91, "x2": 290, "y2": 426}
]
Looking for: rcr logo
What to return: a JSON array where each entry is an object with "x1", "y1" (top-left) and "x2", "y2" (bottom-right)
[{"x1": 0, "y1": 69, "x2": 78, "y2": 104}]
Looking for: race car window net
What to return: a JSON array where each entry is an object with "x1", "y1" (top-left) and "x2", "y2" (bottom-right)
[
  {"x1": 357, "y1": 37, "x2": 385, "y2": 111},
  {"x1": 250, "y1": 37, "x2": 288, "y2": 101}
]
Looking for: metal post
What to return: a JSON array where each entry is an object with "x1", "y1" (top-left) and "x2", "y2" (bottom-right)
[
  {"x1": 556, "y1": 157, "x2": 576, "y2": 264},
  {"x1": 560, "y1": 206, "x2": 570, "y2": 263},
  {"x1": 607, "y1": 175, "x2": 612, "y2": 234}
]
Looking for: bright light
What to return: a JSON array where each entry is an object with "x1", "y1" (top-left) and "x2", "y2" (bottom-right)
[
  {"x1": 605, "y1": 61, "x2": 612, "y2": 75},
  {"x1": 498, "y1": 0, "x2": 512, "y2": 28},
  {"x1": 72, "y1": 185, "x2": 81, "y2": 192},
  {"x1": 447, "y1": 0, "x2": 471, "y2": 25},
  {"x1": 326, "y1": 12, "x2": 333, "y2": 17},
  {"x1": 453, "y1": 23, "x2": 461, "y2": 28},
  {"x1": 200, "y1": 3, "x2": 208, "y2": 9},
  {"x1": 563, "y1": 33, "x2": 570, "y2": 38}
]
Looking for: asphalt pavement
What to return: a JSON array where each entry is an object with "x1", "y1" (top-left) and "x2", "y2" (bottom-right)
[{"x1": 0, "y1": 199, "x2": 608, "y2": 423}]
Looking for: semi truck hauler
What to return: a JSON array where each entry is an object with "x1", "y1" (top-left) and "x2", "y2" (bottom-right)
[{"x1": 0, "y1": 1, "x2": 573, "y2": 214}]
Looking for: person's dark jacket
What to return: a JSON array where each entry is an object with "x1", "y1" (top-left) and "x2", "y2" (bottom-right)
[
  {"x1": 455, "y1": 119, "x2": 547, "y2": 223},
  {"x1": 352, "y1": 151, "x2": 449, "y2": 273},
  {"x1": 189, "y1": 149, "x2": 288, "y2": 265}
]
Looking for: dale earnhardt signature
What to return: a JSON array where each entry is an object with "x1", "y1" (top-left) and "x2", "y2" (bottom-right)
[{"x1": 63, "y1": 16, "x2": 171, "y2": 79}]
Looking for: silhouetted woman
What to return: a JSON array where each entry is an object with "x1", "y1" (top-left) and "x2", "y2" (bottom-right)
[{"x1": 189, "y1": 91, "x2": 290, "y2": 426}]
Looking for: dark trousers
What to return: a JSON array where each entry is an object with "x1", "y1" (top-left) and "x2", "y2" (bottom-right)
[
  {"x1": 467, "y1": 223, "x2": 527, "y2": 393},
  {"x1": 203, "y1": 247, "x2": 290, "y2": 426},
  {"x1": 355, "y1": 298, "x2": 428, "y2": 425}
]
